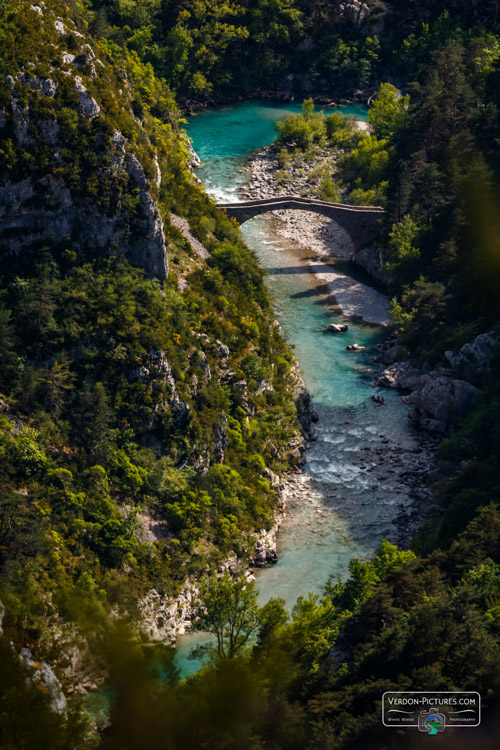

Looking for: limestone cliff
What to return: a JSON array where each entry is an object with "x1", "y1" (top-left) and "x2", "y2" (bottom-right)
[{"x1": 0, "y1": 2, "x2": 185, "y2": 279}]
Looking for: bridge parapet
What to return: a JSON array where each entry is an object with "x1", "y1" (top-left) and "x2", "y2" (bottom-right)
[{"x1": 217, "y1": 196, "x2": 385, "y2": 250}]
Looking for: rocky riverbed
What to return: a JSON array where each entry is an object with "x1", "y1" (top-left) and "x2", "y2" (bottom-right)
[
  {"x1": 239, "y1": 143, "x2": 441, "y2": 547},
  {"x1": 243, "y1": 143, "x2": 391, "y2": 326}
]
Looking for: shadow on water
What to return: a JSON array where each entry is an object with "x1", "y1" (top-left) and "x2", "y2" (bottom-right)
[{"x1": 266, "y1": 263, "x2": 344, "y2": 275}]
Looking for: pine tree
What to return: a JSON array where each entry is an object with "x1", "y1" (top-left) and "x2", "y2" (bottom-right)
[{"x1": 75, "y1": 382, "x2": 113, "y2": 466}]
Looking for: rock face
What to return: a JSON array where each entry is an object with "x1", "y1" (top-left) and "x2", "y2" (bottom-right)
[
  {"x1": 124, "y1": 155, "x2": 168, "y2": 279},
  {"x1": 353, "y1": 244, "x2": 392, "y2": 285},
  {"x1": 404, "y1": 375, "x2": 479, "y2": 434},
  {"x1": 212, "y1": 414, "x2": 228, "y2": 463},
  {"x1": 128, "y1": 349, "x2": 189, "y2": 437},
  {"x1": 138, "y1": 584, "x2": 198, "y2": 643},
  {"x1": 444, "y1": 332, "x2": 499, "y2": 374},
  {"x1": 20, "y1": 648, "x2": 67, "y2": 714},
  {"x1": 375, "y1": 332, "x2": 498, "y2": 434},
  {"x1": 0, "y1": 7, "x2": 168, "y2": 280},
  {"x1": 339, "y1": 0, "x2": 372, "y2": 24},
  {"x1": 296, "y1": 389, "x2": 319, "y2": 444},
  {"x1": 186, "y1": 138, "x2": 201, "y2": 170}
]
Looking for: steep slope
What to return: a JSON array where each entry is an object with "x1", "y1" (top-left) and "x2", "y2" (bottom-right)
[{"x1": 0, "y1": 0, "x2": 303, "y2": 691}]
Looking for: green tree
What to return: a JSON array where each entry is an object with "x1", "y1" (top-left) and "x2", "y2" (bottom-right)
[
  {"x1": 75, "y1": 382, "x2": 113, "y2": 465},
  {"x1": 255, "y1": 597, "x2": 288, "y2": 654},
  {"x1": 386, "y1": 214, "x2": 421, "y2": 274},
  {"x1": 276, "y1": 99, "x2": 325, "y2": 151},
  {"x1": 19, "y1": 269, "x2": 56, "y2": 348},
  {"x1": 193, "y1": 573, "x2": 260, "y2": 658},
  {"x1": 0, "y1": 307, "x2": 16, "y2": 384},
  {"x1": 390, "y1": 277, "x2": 450, "y2": 344},
  {"x1": 41, "y1": 359, "x2": 74, "y2": 415},
  {"x1": 369, "y1": 83, "x2": 409, "y2": 140}
]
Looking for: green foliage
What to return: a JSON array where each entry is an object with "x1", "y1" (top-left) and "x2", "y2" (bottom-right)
[
  {"x1": 389, "y1": 277, "x2": 449, "y2": 347},
  {"x1": 325, "y1": 112, "x2": 359, "y2": 149},
  {"x1": 192, "y1": 573, "x2": 260, "y2": 658},
  {"x1": 338, "y1": 134, "x2": 389, "y2": 190},
  {"x1": 81, "y1": 0, "x2": 380, "y2": 98},
  {"x1": 385, "y1": 214, "x2": 421, "y2": 274},
  {"x1": 325, "y1": 540, "x2": 416, "y2": 612},
  {"x1": 320, "y1": 176, "x2": 341, "y2": 202},
  {"x1": 0, "y1": 2, "x2": 304, "y2": 688},
  {"x1": 368, "y1": 82, "x2": 409, "y2": 140},
  {"x1": 10, "y1": 426, "x2": 47, "y2": 479},
  {"x1": 276, "y1": 99, "x2": 325, "y2": 151}
]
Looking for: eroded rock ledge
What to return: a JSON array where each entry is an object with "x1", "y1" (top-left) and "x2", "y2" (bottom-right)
[{"x1": 374, "y1": 332, "x2": 499, "y2": 434}]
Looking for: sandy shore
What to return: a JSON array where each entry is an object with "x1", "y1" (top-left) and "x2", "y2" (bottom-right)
[{"x1": 244, "y1": 143, "x2": 390, "y2": 327}]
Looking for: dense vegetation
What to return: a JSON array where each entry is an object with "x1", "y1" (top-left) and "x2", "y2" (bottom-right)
[
  {"x1": 78, "y1": 0, "x2": 500, "y2": 100},
  {"x1": 1, "y1": 0, "x2": 500, "y2": 749},
  {"x1": 272, "y1": 87, "x2": 405, "y2": 206},
  {"x1": 0, "y1": 0, "x2": 300, "y2": 716}
]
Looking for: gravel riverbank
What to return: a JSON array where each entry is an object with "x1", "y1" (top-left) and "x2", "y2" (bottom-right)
[
  {"x1": 243, "y1": 141, "x2": 391, "y2": 326},
  {"x1": 241, "y1": 141, "x2": 437, "y2": 547}
]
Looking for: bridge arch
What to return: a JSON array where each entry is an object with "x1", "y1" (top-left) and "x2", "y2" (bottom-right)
[{"x1": 217, "y1": 196, "x2": 385, "y2": 250}]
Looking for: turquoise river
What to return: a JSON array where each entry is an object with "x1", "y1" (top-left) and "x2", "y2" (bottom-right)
[{"x1": 175, "y1": 101, "x2": 419, "y2": 675}]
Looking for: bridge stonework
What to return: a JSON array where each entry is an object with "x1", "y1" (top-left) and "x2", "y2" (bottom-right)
[{"x1": 217, "y1": 196, "x2": 385, "y2": 250}]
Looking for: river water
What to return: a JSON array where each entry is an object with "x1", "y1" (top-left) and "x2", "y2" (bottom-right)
[{"x1": 175, "y1": 101, "x2": 419, "y2": 675}]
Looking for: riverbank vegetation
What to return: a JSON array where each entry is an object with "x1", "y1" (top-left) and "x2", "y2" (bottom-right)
[{"x1": 273, "y1": 85, "x2": 406, "y2": 206}]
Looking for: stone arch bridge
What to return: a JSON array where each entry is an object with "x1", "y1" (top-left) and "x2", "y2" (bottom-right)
[{"x1": 217, "y1": 196, "x2": 385, "y2": 249}]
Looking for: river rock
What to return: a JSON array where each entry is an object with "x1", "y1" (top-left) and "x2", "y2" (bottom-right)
[
  {"x1": 325, "y1": 323, "x2": 348, "y2": 333},
  {"x1": 375, "y1": 361, "x2": 422, "y2": 390}
]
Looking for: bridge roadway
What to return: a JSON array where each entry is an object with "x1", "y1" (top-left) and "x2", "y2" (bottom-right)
[{"x1": 217, "y1": 195, "x2": 385, "y2": 249}]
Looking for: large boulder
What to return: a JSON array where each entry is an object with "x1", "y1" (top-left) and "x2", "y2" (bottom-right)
[
  {"x1": 375, "y1": 362, "x2": 422, "y2": 390},
  {"x1": 20, "y1": 649, "x2": 67, "y2": 714},
  {"x1": 444, "y1": 332, "x2": 499, "y2": 373},
  {"x1": 405, "y1": 373, "x2": 479, "y2": 433}
]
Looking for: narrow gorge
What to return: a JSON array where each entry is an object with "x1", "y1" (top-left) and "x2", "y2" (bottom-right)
[{"x1": 173, "y1": 101, "x2": 439, "y2": 675}]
